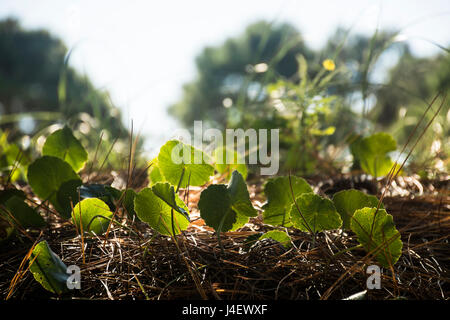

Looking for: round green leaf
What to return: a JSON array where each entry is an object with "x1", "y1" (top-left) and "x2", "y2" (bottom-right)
[
  {"x1": 29, "y1": 240, "x2": 69, "y2": 295},
  {"x1": 71, "y1": 198, "x2": 113, "y2": 235},
  {"x1": 147, "y1": 158, "x2": 166, "y2": 186},
  {"x1": 42, "y1": 126, "x2": 88, "y2": 172},
  {"x1": 351, "y1": 207, "x2": 403, "y2": 268},
  {"x1": 27, "y1": 156, "x2": 81, "y2": 217},
  {"x1": 228, "y1": 170, "x2": 257, "y2": 217},
  {"x1": 134, "y1": 187, "x2": 189, "y2": 236},
  {"x1": 198, "y1": 184, "x2": 235, "y2": 232},
  {"x1": 262, "y1": 176, "x2": 312, "y2": 227},
  {"x1": 332, "y1": 189, "x2": 383, "y2": 229},
  {"x1": 290, "y1": 193, "x2": 342, "y2": 233},
  {"x1": 151, "y1": 182, "x2": 190, "y2": 220},
  {"x1": 198, "y1": 171, "x2": 256, "y2": 233},
  {"x1": 350, "y1": 132, "x2": 397, "y2": 177},
  {"x1": 157, "y1": 140, "x2": 214, "y2": 187}
]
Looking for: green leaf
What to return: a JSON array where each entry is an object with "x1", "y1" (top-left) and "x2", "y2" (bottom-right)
[
  {"x1": 71, "y1": 198, "x2": 113, "y2": 235},
  {"x1": 262, "y1": 176, "x2": 312, "y2": 227},
  {"x1": 29, "y1": 240, "x2": 69, "y2": 295},
  {"x1": 148, "y1": 159, "x2": 166, "y2": 186},
  {"x1": 198, "y1": 170, "x2": 256, "y2": 233},
  {"x1": 332, "y1": 189, "x2": 383, "y2": 229},
  {"x1": 228, "y1": 170, "x2": 257, "y2": 217},
  {"x1": 351, "y1": 207, "x2": 403, "y2": 268},
  {"x1": 3, "y1": 196, "x2": 45, "y2": 228},
  {"x1": 157, "y1": 140, "x2": 214, "y2": 187},
  {"x1": 151, "y1": 182, "x2": 190, "y2": 221},
  {"x1": 350, "y1": 132, "x2": 397, "y2": 177},
  {"x1": 290, "y1": 193, "x2": 342, "y2": 233},
  {"x1": 198, "y1": 185, "x2": 235, "y2": 232},
  {"x1": 27, "y1": 156, "x2": 81, "y2": 218},
  {"x1": 42, "y1": 126, "x2": 88, "y2": 172},
  {"x1": 259, "y1": 230, "x2": 292, "y2": 248},
  {"x1": 213, "y1": 146, "x2": 248, "y2": 180},
  {"x1": 134, "y1": 186, "x2": 190, "y2": 236},
  {"x1": 0, "y1": 143, "x2": 30, "y2": 182}
]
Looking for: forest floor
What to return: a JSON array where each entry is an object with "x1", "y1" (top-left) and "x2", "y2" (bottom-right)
[{"x1": 1, "y1": 171, "x2": 449, "y2": 300}]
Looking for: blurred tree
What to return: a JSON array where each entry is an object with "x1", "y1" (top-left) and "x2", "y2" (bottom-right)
[
  {"x1": 168, "y1": 20, "x2": 315, "y2": 129},
  {"x1": 0, "y1": 18, "x2": 137, "y2": 167}
]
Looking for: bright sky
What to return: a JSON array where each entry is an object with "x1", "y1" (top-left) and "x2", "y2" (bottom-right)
[{"x1": 1, "y1": 0, "x2": 449, "y2": 154}]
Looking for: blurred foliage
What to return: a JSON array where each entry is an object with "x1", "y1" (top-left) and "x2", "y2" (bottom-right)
[
  {"x1": 168, "y1": 21, "x2": 315, "y2": 129},
  {"x1": 170, "y1": 21, "x2": 449, "y2": 176},
  {"x1": 0, "y1": 18, "x2": 142, "y2": 170}
]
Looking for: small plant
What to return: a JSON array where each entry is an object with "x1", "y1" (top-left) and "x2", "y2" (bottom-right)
[
  {"x1": 28, "y1": 240, "x2": 69, "y2": 295},
  {"x1": 0, "y1": 127, "x2": 404, "y2": 295},
  {"x1": 134, "y1": 183, "x2": 190, "y2": 236},
  {"x1": 350, "y1": 132, "x2": 398, "y2": 178},
  {"x1": 289, "y1": 192, "x2": 342, "y2": 233},
  {"x1": 262, "y1": 175, "x2": 312, "y2": 227},
  {"x1": 350, "y1": 207, "x2": 403, "y2": 268},
  {"x1": 198, "y1": 170, "x2": 257, "y2": 234}
]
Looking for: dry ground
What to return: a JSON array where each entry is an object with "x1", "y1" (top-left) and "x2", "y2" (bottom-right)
[{"x1": 1, "y1": 172, "x2": 448, "y2": 300}]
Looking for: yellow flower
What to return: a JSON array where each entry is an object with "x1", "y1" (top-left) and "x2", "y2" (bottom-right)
[{"x1": 322, "y1": 59, "x2": 335, "y2": 71}]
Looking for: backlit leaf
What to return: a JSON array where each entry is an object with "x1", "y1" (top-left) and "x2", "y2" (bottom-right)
[
  {"x1": 198, "y1": 171, "x2": 256, "y2": 233},
  {"x1": 351, "y1": 207, "x2": 402, "y2": 268},
  {"x1": 157, "y1": 140, "x2": 214, "y2": 187},
  {"x1": 332, "y1": 189, "x2": 383, "y2": 229},
  {"x1": 262, "y1": 176, "x2": 312, "y2": 227},
  {"x1": 350, "y1": 132, "x2": 397, "y2": 177},
  {"x1": 290, "y1": 193, "x2": 342, "y2": 233},
  {"x1": 71, "y1": 198, "x2": 113, "y2": 235},
  {"x1": 42, "y1": 126, "x2": 88, "y2": 172},
  {"x1": 134, "y1": 186, "x2": 189, "y2": 236},
  {"x1": 27, "y1": 156, "x2": 81, "y2": 218},
  {"x1": 29, "y1": 240, "x2": 69, "y2": 295}
]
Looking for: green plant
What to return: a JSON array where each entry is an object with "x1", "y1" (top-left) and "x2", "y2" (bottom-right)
[
  {"x1": 332, "y1": 189, "x2": 383, "y2": 229},
  {"x1": 198, "y1": 170, "x2": 257, "y2": 234},
  {"x1": 351, "y1": 207, "x2": 403, "y2": 268},
  {"x1": 350, "y1": 132, "x2": 398, "y2": 177},
  {"x1": 28, "y1": 240, "x2": 69, "y2": 295},
  {"x1": 42, "y1": 125, "x2": 88, "y2": 172},
  {"x1": 262, "y1": 176, "x2": 312, "y2": 227},
  {"x1": 148, "y1": 140, "x2": 214, "y2": 187},
  {"x1": 265, "y1": 55, "x2": 341, "y2": 173},
  {"x1": 0, "y1": 129, "x2": 406, "y2": 294},
  {"x1": 289, "y1": 192, "x2": 342, "y2": 233},
  {"x1": 134, "y1": 183, "x2": 190, "y2": 236},
  {"x1": 71, "y1": 198, "x2": 113, "y2": 235},
  {"x1": 0, "y1": 131, "x2": 30, "y2": 183}
]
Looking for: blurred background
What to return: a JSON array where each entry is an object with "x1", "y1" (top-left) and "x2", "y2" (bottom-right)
[{"x1": 0, "y1": 0, "x2": 449, "y2": 177}]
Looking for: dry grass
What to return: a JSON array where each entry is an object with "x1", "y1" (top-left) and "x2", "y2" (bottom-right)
[{"x1": 1, "y1": 173, "x2": 448, "y2": 300}]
